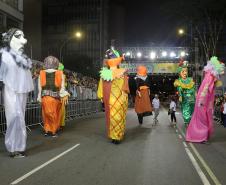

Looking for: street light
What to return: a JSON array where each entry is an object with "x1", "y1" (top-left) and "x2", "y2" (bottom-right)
[
  {"x1": 75, "y1": 31, "x2": 82, "y2": 39},
  {"x1": 178, "y1": 29, "x2": 184, "y2": 35},
  {"x1": 59, "y1": 31, "x2": 83, "y2": 62}
]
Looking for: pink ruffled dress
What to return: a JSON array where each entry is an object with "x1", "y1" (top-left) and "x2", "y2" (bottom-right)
[{"x1": 186, "y1": 66, "x2": 217, "y2": 142}]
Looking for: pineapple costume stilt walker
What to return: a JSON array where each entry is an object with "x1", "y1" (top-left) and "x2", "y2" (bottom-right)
[
  {"x1": 174, "y1": 59, "x2": 196, "y2": 127},
  {"x1": 97, "y1": 49, "x2": 129, "y2": 144}
]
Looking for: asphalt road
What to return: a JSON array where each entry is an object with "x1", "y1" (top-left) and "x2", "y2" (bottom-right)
[{"x1": 1, "y1": 108, "x2": 226, "y2": 185}]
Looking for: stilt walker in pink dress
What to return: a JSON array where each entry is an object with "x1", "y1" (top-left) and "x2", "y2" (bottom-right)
[{"x1": 186, "y1": 56, "x2": 224, "y2": 143}]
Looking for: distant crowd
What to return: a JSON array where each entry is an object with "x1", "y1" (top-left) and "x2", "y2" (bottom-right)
[{"x1": 0, "y1": 61, "x2": 98, "y2": 105}]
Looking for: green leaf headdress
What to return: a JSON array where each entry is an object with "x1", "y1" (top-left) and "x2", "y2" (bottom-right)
[
  {"x1": 204, "y1": 56, "x2": 225, "y2": 86},
  {"x1": 58, "y1": 62, "x2": 64, "y2": 71}
]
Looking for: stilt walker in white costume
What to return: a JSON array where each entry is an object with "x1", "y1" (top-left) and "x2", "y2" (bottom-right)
[{"x1": 0, "y1": 28, "x2": 34, "y2": 158}]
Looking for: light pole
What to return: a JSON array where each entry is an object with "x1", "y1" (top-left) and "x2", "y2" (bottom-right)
[
  {"x1": 59, "y1": 31, "x2": 82, "y2": 62},
  {"x1": 194, "y1": 37, "x2": 199, "y2": 90},
  {"x1": 178, "y1": 28, "x2": 199, "y2": 89}
]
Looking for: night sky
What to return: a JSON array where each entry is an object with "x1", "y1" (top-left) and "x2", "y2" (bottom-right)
[
  {"x1": 123, "y1": 0, "x2": 183, "y2": 46},
  {"x1": 121, "y1": 0, "x2": 226, "y2": 47}
]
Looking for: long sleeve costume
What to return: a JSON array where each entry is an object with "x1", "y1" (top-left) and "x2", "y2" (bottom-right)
[
  {"x1": 174, "y1": 77, "x2": 195, "y2": 125},
  {"x1": 97, "y1": 56, "x2": 129, "y2": 142},
  {"x1": 186, "y1": 57, "x2": 225, "y2": 142},
  {"x1": 134, "y1": 75, "x2": 152, "y2": 123},
  {"x1": 0, "y1": 47, "x2": 33, "y2": 153}
]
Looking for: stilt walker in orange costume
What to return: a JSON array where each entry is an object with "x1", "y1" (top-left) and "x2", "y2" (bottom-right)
[
  {"x1": 97, "y1": 49, "x2": 129, "y2": 144},
  {"x1": 37, "y1": 56, "x2": 69, "y2": 137},
  {"x1": 134, "y1": 65, "x2": 152, "y2": 124}
]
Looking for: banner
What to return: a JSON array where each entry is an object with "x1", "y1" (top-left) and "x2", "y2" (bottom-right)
[
  {"x1": 153, "y1": 63, "x2": 178, "y2": 73},
  {"x1": 120, "y1": 62, "x2": 178, "y2": 74},
  {"x1": 120, "y1": 63, "x2": 153, "y2": 73}
]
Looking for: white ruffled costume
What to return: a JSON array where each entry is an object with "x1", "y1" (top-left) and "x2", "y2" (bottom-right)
[{"x1": 0, "y1": 29, "x2": 33, "y2": 153}]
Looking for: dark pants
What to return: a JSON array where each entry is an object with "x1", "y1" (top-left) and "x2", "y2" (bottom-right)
[
  {"x1": 137, "y1": 114, "x2": 143, "y2": 124},
  {"x1": 221, "y1": 112, "x2": 224, "y2": 124},
  {"x1": 171, "y1": 111, "x2": 177, "y2": 122},
  {"x1": 223, "y1": 114, "x2": 226, "y2": 127}
]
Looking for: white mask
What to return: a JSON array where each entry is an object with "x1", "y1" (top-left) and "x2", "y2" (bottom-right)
[{"x1": 9, "y1": 30, "x2": 27, "y2": 53}]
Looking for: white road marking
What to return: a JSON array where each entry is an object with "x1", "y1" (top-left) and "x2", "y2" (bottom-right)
[
  {"x1": 183, "y1": 143, "x2": 211, "y2": 185},
  {"x1": 11, "y1": 144, "x2": 80, "y2": 185},
  {"x1": 183, "y1": 141, "x2": 188, "y2": 148},
  {"x1": 189, "y1": 143, "x2": 222, "y2": 185},
  {"x1": 164, "y1": 107, "x2": 221, "y2": 185},
  {"x1": 176, "y1": 123, "x2": 222, "y2": 185}
]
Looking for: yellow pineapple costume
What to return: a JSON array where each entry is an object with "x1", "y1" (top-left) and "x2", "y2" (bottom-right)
[{"x1": 97, "y1": 49, "x2": 129, "y2": 144}]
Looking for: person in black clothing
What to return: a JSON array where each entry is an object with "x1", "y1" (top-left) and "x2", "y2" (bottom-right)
[{"x1": 134, "y1": 66, "x2": 152, "y2": 124}]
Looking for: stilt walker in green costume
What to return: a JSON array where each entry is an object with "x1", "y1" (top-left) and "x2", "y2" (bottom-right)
[{"x1": 174, "y1": 59, "x2": 196, "y2": 127}]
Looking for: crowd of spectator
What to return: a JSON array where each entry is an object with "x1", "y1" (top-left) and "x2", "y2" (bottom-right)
[{"x1": 0, "y1": 60, "x2": 98, "y2": 105}]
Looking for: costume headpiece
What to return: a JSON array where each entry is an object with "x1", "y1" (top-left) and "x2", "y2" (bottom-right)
[
  {"x1": 104, "y1": 48, "x2": 124, "y2": 67},
  {"x1": 105, "y1": 48, "x2": 120, "y2": 59},
  {"x1": 177, "y1": 59, "x2": 188, "y2": 73},
  {"x1": 2, "y1": 28, "x2": 19, "y2": 46},
  {"x1": 137, "y1": 65, "x2": 147, "y2": 76},
  {"x1": 58, "y1": 62, "x2": 64, "y2": 71},
  {"x1": 44, "y1": 56, "x2": 59, "y2": 69},
  {"x1": 204, "y1": 56, "x2": 225, "y2": 78}
]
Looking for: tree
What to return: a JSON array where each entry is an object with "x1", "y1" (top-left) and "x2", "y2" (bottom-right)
[{"x1": 161, "y1": 0, "x2": 226, "y2": 61}]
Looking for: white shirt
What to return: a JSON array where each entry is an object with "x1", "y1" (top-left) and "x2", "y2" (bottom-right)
[
  {"x1": 223, "y1": 103, "x2": 226, "y2": 114},
  {"x1": 170, "y1": 101, "x2": 176, "y2": 111},
  {"x1": 152, "y1": 98, "x2": 160, "y2": 109}
]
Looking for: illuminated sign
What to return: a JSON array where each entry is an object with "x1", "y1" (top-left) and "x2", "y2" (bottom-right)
[{"x1": 120, "y1": 62, "x2": 179, "y2": 74}]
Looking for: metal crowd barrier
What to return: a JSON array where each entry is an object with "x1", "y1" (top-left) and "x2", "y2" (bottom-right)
[
  {"x1": 0, "y1": 99, "x2": 102, "y2": 135},
  {"x1": 25, "y1": 103, "x2": 43, "y2": 131},
  {"x1": 0, "y1": 86, "x2": 97, "y2": 105}
]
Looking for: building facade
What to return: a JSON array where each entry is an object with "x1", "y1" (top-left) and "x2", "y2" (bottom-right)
[
  {"x1": 23, "y1": 0, "x2": 42, "y2": 60},
  {"x1": 42, "y1": 0, "x2": 109, "y2": 72},
  {"x1": 0, "y1": 0, "x2": 24, "y2": 32}
]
